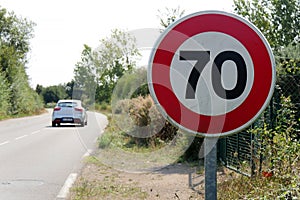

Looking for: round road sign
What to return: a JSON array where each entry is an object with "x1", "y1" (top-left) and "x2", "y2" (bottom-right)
[{"x1": 148, "y1": 10, "x2": 276, "y2": 137}]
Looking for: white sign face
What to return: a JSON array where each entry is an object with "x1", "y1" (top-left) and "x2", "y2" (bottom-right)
[
  {"x1": 148, "y1": 11, "x2": 276, "y2": 137},
  {"x1": 170, "y1": 32, "x2": 254, "y2": 116}
]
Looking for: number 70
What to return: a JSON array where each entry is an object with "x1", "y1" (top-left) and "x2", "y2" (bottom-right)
[{"x1": 179, "y1": 50, "x2": 247, "y2": 100}]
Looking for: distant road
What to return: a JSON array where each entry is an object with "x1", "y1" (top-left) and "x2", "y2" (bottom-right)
[{"x1": 0, "y1": 110, "x2": 108, "y2": 200}]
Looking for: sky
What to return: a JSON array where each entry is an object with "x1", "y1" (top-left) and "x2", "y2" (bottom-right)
[{"x1": 1, "y1": 0, "x2": 234, "y2": 88}]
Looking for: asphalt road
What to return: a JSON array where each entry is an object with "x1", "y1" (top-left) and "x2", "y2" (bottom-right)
[{"x1": 0, "y1": 110, "x2": 108, "y2": 200}]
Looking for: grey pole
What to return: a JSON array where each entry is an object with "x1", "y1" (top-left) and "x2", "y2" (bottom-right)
[{"x1": 204, "y1": 137, "x2": 218, "y2": 200}]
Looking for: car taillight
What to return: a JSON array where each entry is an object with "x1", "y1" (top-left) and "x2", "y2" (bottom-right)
[
  {"x1": 75, "y1": 108, "x2": 83, "y2": 112},
  {"x1": 54, "y1": 107, "x2": 61, "y2": 111}
]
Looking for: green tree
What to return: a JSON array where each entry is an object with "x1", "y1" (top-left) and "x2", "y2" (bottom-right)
[
  {"x1": 0, "y1": 71, "x2": 10, "y2": 116},
  {"x1": 0, "y1": 7, "x2": 35, "y2": 67},
  {"x1": 65, "y1": 80, "x2": 74, "y2": 99},
  {"x1": 74, "y1": 29, "x2": 140, "y2": 104},
  {"x1": 233, "y1": 0, "x2": 300, "y2": 126},
  {"x1": 233, "y1": 0, "x2": 300, "y2": 50},
  {"x1": 158, "y1": 6, "x2": 185, "y2": 29},
  {"x1": 40, "y1": 85, "x2": 68, "y2": 104},
  {"x1": 0, "y1": 7, "x2": 43, "y2": 115},
  {"x1": 95, "y1": 29, "x2": 140, "y2": 103},
  {"x1": 73, "y1": 44, "x2": 97, "y2": 105}
]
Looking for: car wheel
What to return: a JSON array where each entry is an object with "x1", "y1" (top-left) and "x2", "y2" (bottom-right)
[{"x1": 52, "y1": 122, "x2": 56, "y2": 127}]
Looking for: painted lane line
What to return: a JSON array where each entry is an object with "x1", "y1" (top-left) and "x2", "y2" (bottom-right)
[
  {"x1": 0, "y1": 141, "x2": 10, "y2": 146},
  {"x1": 57, "y1": 173, "x2": 78, "y2": 199},
  {"x1": 30, "y1": 130, "x2": 41, "y2": 135},
  {"x1": 82, "y1": 149, "x2": 93, "y2": 158},
  {"x1": 15, "y1": 135, "x2": 28, "y2": 140}
]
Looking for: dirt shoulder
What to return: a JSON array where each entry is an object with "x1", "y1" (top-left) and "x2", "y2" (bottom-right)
[{"x1": 68, "y1": 157, "x2": 227, "y2": 200}]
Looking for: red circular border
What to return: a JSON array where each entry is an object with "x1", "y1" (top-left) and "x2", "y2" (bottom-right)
[{"x1": 149, "y1": 12, "x2": 274, "y2": 135}]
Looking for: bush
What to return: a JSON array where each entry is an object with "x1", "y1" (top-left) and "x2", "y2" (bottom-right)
[
  {"x1": 0, "y1": 72, "x2": 10, "y2": 117},
  {"x1": 110, "y1": 95, "x2": 178, "y2": 148},
  {"x1": 94, "y1": 102, "x2": 111, "y2": 114},
  {"x1": 240, "y1": 95, "x2": 300, "y2": 198}
]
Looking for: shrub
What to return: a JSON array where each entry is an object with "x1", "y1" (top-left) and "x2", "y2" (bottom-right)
[
  {"x1": 112, "y1": 95, "x2": 178, "y2": 148},
  {"x1": 247, "y1": 95, "x2": 300, "y2": 198},
  {"x1": 0, "y1": 72, "x2": 10, "y2": 117}
]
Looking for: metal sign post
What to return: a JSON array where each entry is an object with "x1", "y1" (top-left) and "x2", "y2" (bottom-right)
[{"x1": 204, "y1": 137, "x2": 218, "y2": 200}]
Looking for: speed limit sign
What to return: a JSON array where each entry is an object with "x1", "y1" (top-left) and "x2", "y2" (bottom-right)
[{"x1": 148, "y1": 11, "x2": 276, "y2": 137}]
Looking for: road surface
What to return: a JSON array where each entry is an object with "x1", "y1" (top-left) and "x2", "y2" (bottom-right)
[{"x1": 0, "y1": 110, "x2": 108, "y2": 200}]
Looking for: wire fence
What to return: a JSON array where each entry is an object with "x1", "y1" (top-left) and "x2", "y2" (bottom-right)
[
  {"x1": 275, "y1": 74, "x2": 300, "y2": 127},
  {"x1": 218, "y1": 73, "x2": 300, "y2": 176}
]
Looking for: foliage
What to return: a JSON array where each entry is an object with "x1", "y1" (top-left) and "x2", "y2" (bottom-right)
[
  {"x1": 219, "y1": 95, "x2": 300, "y2": 199},
  {"x1": 0, "y1": 6, "x2": 43, "y2": 116},
  {"x1": 261, "y1": 96, "x2": 299, "y2": 174},
  {"x1": 73, "y1": 44, "x2": 97, "y2": 106},
  {"x1": 0, "y1": 71, "x2": 10, "y2": 116},
  {"x1": 244, "y1": 95, "x2": 300, "y2": 198},
  {"x1": 95, "y1": 29, "x2": 140, "y2": 103},
  {"x1": 36, "y1": 84, "x2": 69, "y2": 104},
  {"x1": 276, "y1": 43, "x2": 300, "y2": 75},
  {"x1": 9, "y1": 65, "x2": 43, "y2": 114},
  {"x1": 112, "y1": 67, "x2": 148, "y2": 100},
  {"x1": 233, "y1": 0, "x2": 300, "y2": 50},
  {"x1": 112, "y1": 95, "x2": 178, "y2": 148},
  {"x1": 157, "y1": 6, "x2": 185, "y2": 29},
  {"x1": 275, "y1": 43, "x2": 300, "y2": 130},
  {"x1": 73, "y1": 29, "x2": 140, "y2": 105},
  {"x1": 65, "y1": 80, "x2": 75, "y2": 99},
  {"x1": 99, "y1": 95, "x2": 178, "y2": 150},
  {"x1": 219, "y1": 173, "x2": 300, "y2": 199},
  {"x1": 101, "y1": 8, "x2": 186, "y2": 150},
  {"x1": 0, "y1": 7, "x2": 35, "y2": 64},
  {"x1": 219, "y1": 2, "x2": 300, "y2": 188}
]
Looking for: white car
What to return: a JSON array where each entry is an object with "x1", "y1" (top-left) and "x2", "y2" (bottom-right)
[{"x1": 52, "y1": 100, "x2": 87, "y2": 127}]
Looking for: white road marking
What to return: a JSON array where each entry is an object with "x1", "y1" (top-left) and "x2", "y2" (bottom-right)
[
  {"x1": 82, "y1": 149, "x2": 93, "y2": 158},
  {"x1": 15, "y1": 135, "x2": 28, "y2": 140},
  {"x1": 57, "y1": 173, "x2": 78, "y2": 199},
  {"x1": 30, "y1": 130, "x2": 41, "y2": 135},
  {"x1": 0, "y1": 141, "x2": 10, "y2": 146}
]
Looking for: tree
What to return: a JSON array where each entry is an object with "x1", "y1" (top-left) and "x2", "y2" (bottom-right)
[
  {"x1": 233, "y1": 0, "x2": 300, "y2": 104},
  {"x1": 0, "y1": 71, "x2": 10, "y2": 116},
  {"x1": 94, "y1": 29, "x2": 140, "y2": 103},
  {"x1": 40, "y1": 85, "x2": 68, "y2": 104},
  {"x1": 65, "y1": 80, "x2": 74, "y2": 99},
  {"x1": 233, "y1": 0, "x2": 300, "y2": 50},
  {"x1": 35, "y1": 84, "x2": 43, "y2": 95},
  {"x1": 158, "y1": 6, "x2": 185, "y2": 29},
  {"x1": 73, "y1": 44, "x2": 97, "y2": 105},
  {"x1": 0, "y1": 7, "x2": 43, "y2": 115},
  {"x1": 0, "y1": 7, "x2": 35, "y2": 66},
  {"x1": 74, "y1": 29, "x2": 140, "y2": 104}
]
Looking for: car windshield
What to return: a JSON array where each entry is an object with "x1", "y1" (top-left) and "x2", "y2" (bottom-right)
[{"x1": 58, "y1": 102, "x2": 77, "y2": 108}]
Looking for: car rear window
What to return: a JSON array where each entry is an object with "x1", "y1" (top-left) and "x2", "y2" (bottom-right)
[{"x1": 58, "y1": 102, "x2": 78, "y2": 107}]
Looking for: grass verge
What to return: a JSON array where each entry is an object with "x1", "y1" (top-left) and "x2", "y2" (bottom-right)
[
  {"x1": 218, "y1": 171, "x2": 300, "y2": 199},
  {"x1": 0, "y1": 108, "x2": 47, "y2": 121}
]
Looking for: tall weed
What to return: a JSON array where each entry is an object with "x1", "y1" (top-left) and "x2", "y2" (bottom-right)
[{"x1": 220, "y1": 95, "x2": 300, "y2": 199}]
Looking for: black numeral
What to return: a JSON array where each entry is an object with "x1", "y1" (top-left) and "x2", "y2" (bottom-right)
[
  {"x1": 179, "y1": 50, "x2": 247, "y2": 100},
  {"x1": 180, "y1": 51, "x2": 210, "y2": 99}
]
